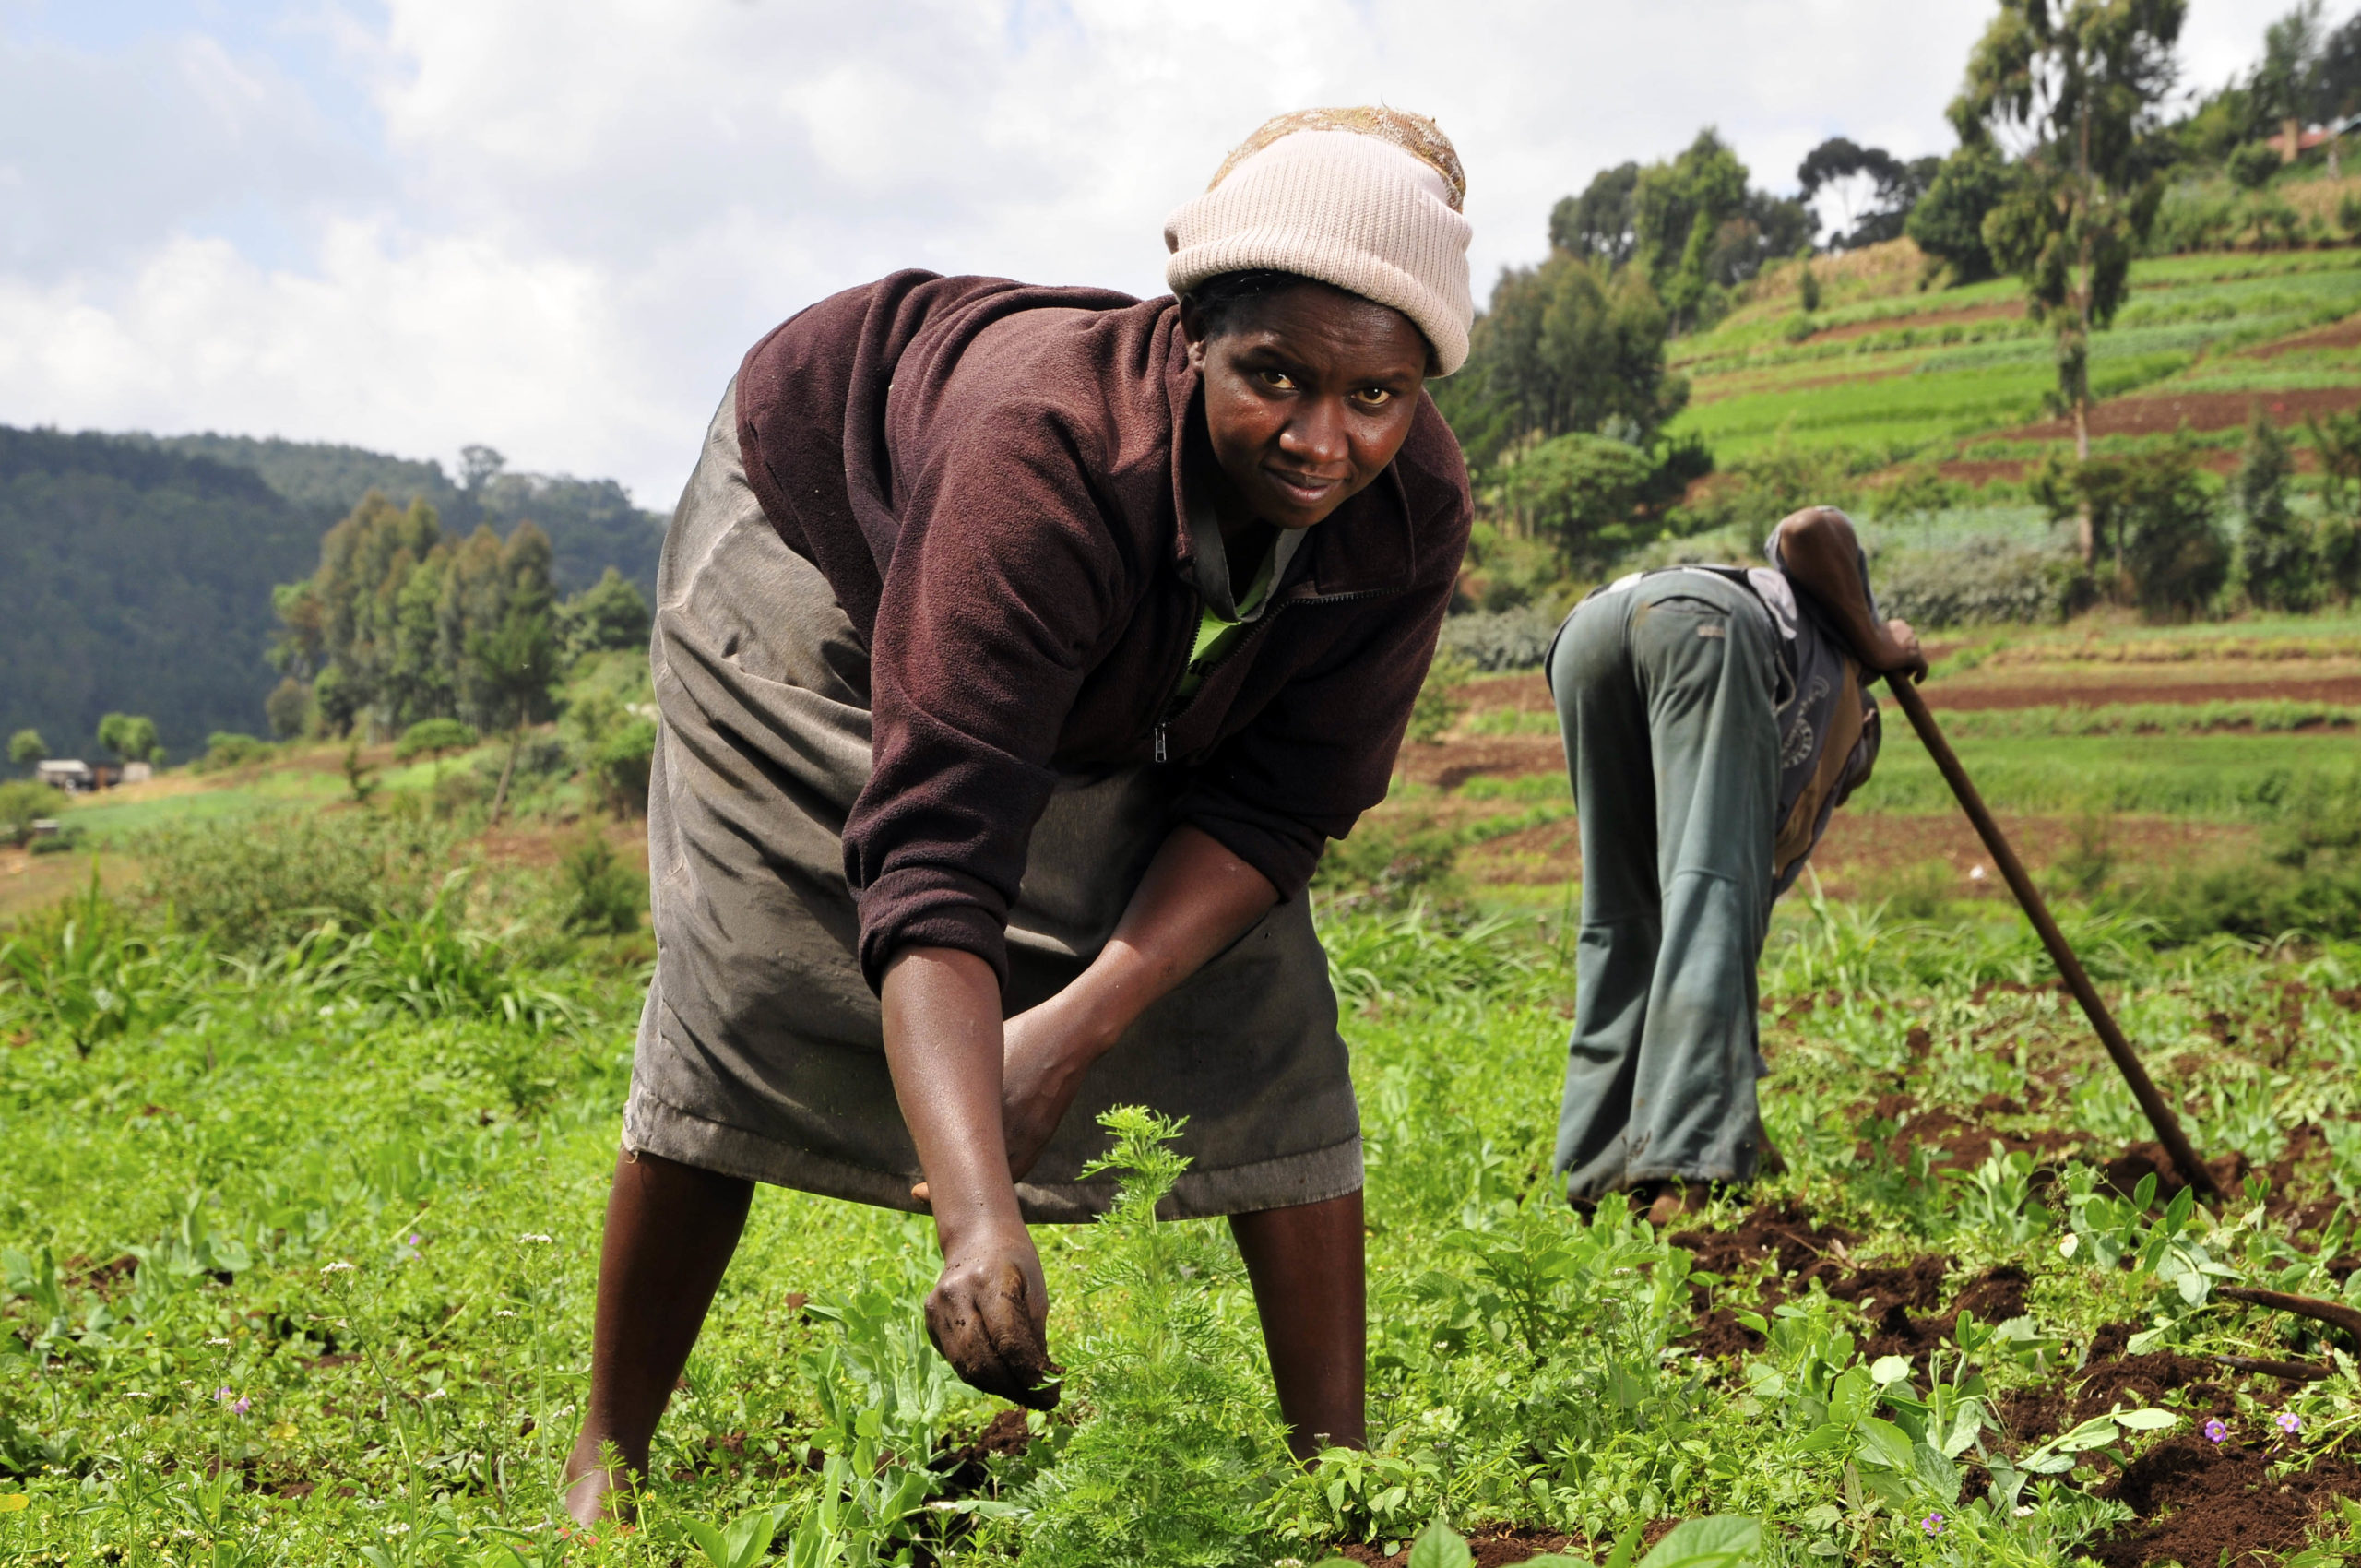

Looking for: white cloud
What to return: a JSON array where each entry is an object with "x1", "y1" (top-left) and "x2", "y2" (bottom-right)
[{"x1": 0, "y1": 0, "x2": 2291, "y2": 505}]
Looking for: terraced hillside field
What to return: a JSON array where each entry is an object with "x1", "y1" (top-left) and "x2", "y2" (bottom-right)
[{"x1": 1666, "y1": 236, "x2": 2361, "y2": 473}]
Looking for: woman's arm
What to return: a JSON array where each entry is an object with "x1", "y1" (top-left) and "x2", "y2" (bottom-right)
[
  {"x1": 1000, "y1": 825, "x2": 1280, "y2": 1179},
  {"x1": 880, "y1": 946, "x2": 1060, "y2": 1408},
  {"x1": 906, "y1": 824, "x2": 1281, "y2": 1203}
]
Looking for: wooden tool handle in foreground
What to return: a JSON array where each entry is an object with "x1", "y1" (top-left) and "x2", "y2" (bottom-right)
[{"x1": 1880, "y1": 672, "x2": 2224, "y2": 1206}]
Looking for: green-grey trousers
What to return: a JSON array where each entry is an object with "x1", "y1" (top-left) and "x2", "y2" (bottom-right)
[{"x1": 1548, "y1": 571, "x2": 1779, "y2": 1201}]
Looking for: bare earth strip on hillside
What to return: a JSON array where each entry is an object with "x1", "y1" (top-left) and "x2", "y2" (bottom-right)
[
  {"x1": 1459, "y1": 805, "x2": 2259, "y2": 897},
  {"x1": 2000, "y1": 385, "x2": 2361, "y2": 441},
  {"x1": 1456, "y1": 670, "x2": 2361, "y2": 721},
  {"x1": 2245, "y1": 311, "x2": 2361, "y2": 359}
]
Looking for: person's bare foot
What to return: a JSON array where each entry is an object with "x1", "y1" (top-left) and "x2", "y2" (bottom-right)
[
  {"x1": 1636, "y1": 1180, "x2": 1701, "y2": 1228},
  {"x1": 560, "y1": 1432, "x2": 639, "y2": 1529}
]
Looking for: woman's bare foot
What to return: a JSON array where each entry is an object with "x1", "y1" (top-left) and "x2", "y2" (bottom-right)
[{"x1": 560, "y1": 1431, "x2": 640, "y2": 1528}]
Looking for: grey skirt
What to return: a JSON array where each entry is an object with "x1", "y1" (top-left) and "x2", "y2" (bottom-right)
[{"x1": 621, "y1": 387, "x2": 1363, "y2": 1223}]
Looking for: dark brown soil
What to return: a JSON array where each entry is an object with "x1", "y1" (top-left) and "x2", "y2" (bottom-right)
[
  {"x1": 1680, "y1": 1306, "x2": 1767, "y2": 1359},
  {"x1": 1328, "y1": 1526, "x2": 1588, "y2": 1566},
  {"x1": 2102, "y1": 1141, "x2": 2253, "y2": 1206},
  {"x1": 1925, "y1": 676, "x2": 2361, "y2": 709},
  {"x1": 2089, "y1": 1433, "x2": 2361, "y2": 1567},
  {"x1": 1457, "y1": 671, "x2": 2361, "y2": 722},
  {"x1": 933, "y1": 1408, "x2": 1032, "y2": 1496},
  {"x1": 2247, "y1": 311, "x2": 2361, "y2": 360},
  {"x1": 1669, "y1": 1199, "x2": 1860, "y2": 1289},
  {"x1": 1998, "y1": 1329, "x2": 2235, "y2": 1447}
]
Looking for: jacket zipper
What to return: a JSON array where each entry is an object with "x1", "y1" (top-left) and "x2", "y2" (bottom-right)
[{"x1": 1148, "y1": 584, "x2": 1405, "y2": 765}]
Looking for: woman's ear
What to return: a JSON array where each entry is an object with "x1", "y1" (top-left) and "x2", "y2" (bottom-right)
[{"x1": 1177, "y1": 300, "x2": 1208, "y2": 373}]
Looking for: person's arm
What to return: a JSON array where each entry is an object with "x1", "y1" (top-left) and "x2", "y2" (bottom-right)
[
  {"x1": 880, "y1": 946, "x2": 1061, "y2": 1409},
  {"x1": 1773, "y1": 505, "x2": 1928, "y2": 681},
  {"x1": 908, "y1": 824, "x2": 1280, "y2": 1201},
  {"x1": 1003, "y1": 825, "x2": 1279, "y2": 1179}
]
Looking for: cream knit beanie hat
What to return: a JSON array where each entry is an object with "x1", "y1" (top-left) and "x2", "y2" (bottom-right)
[{"x1": 1164, "y1": 107, "x2": 1475, "y2": 375}]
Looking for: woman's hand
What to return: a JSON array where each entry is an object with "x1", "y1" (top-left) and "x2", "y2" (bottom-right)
[
  {"x1": 924, "y1": 1214, "x2": 1061, "y2": 1410},
  {"x1": 881, "y1": 946, "x2": 1061, "y2": 1408}
]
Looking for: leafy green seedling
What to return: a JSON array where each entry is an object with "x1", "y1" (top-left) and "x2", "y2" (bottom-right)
[{"x1": 682, "y1": 1503, "x2": 788, "y2": 1568}]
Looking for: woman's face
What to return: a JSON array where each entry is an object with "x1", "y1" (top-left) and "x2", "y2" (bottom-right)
[{"x1": 1181, "y1": 281, "x2": 1430, "y2": 531}]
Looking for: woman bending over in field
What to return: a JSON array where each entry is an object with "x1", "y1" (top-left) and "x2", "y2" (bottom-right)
[{"x1": 564, "y1": 107, "x2": 1477, "y2": 1522}]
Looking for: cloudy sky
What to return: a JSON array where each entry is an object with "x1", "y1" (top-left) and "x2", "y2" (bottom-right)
[{"x1": 0, "y1": 0, "x2": 2280, "y2": 507}]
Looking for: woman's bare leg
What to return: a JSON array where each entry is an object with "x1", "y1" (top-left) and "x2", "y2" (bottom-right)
[
  {"x1": 562, "y1": 1150, "x2": 753, "y2": 1525},
  {"x1": 1229, "y1": 1189, "x2": 1366, "y2": 1458}
]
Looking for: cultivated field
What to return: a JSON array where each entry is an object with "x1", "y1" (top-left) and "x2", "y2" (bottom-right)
[
  {"x1": 1667, "y1": 241, "x2": 2361, "y2": 474},
  {"x1": 4, "y1": 600, "x2": 2361, "y2": 1567}
]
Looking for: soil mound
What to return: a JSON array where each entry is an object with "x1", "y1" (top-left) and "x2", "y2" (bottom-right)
[
  {"x1": 933, "y1": 1408, "x2": 1032, "y2": 1496},
  {"x1": 1999, "y1": 1347, "x2": 2227, "y2": 1446},
  {"x1": 2089, "y1": 1434, "x2": 2361, "y2": 1567},
  {"x1": 1669, "y1": 1200, "x2": 1859, "y2": 1289},
  {"x1": 2103, "y1": 1141, "x2": 2252, "y2": 1205}
]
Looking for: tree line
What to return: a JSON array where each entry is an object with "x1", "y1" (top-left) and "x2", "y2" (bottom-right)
[{"x1": 268, "y1": 491, "x2": 650, "y2": 744}]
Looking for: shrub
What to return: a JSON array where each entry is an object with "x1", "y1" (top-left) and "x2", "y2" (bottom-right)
[
  {"x1": 1440, "y1": 606, "x2": 1562, "y2": 671},
  {"x1": 95, "y1": 713, "x2": 161, "y2": 765},
  {"x1": 196, "y1": 732, "x2": 270, "y2": 772},
  {"x1": 2123, "y1": 450, "x2": 2229, "y2": 619},
  {"x1": 558, "y1": 836, "x2": 647, "y2": 937},
  {"x1": 587, "y1": 718, "x2": 657, "y2": 817},
  {"x1": 0, "y1": 779, "x2": 66, "y2": 847},
  {"x1": 134, "y1": 810, "x2": 464, "y2": 954},
  {"x1": 394, "y1": 718, "x2": 479, "y2": 764},
  {"x1": 1406, "y1": 650, "x2": 1474, "y2": 744},
  {"x1": 2236, "y1": 412, "x2": 2313, "y2": 612},
  {"x1": 264, "y1": 676, "x2": 312, "y2": 741},
  {"x1": 1497, "y1": 431, "x2": 1655, "y2": 570},
  {"x1": 7, "y1": 729, "x2": 44, "y2": 770},
  {"x1": 1872, "y1": 537, "x2": 2088, "y2": 628},
  {"x1": 2226, "y1": 142, "x2": 2280, "y2": 191},
  {"x1": 1314, "y1": 813, "x2": 1464, "y2": 909}
]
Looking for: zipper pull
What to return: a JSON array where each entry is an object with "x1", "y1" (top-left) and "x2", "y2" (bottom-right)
[{"x1": 1154, "y1": 724, "x2": 1167, "y2": 764}]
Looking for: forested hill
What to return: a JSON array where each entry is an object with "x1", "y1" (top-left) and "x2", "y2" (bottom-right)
[
  {"x1": 2, "y1": 425, "x2": 669, "y2": 762},
  {"x1": 136, "y1": 432, "x2": 668, "y2": 600}
]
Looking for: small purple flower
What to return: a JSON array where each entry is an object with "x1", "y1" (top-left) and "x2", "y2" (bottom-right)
[
  {"x1": 214, "y1": 1387, "x2": 231, "y2": 1403},
  {"x1": 408, "y1": 1233, "x2": 421, "y2": 1246},
  {"x1": 2204, "y1": 1417, "x2": 2229, "y2": 1443},
  {"x1": 231, "y1": 1397, "x2": 249, "y2": 1416},
  {"x1": 2277, "y1": 1411, "x2": 2302, "y2": 1435},
  {"x1": 1920, "y1": 1512, "x2": 1944, "y2": 1536}
]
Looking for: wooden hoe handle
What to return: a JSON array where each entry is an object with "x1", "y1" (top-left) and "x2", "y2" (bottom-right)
[{"x1": 1880, "y1": 673, "x2": 2223, "y2": 1206}]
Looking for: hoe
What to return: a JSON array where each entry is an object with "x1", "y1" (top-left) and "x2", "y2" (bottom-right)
[{"x1": 1786, "y1": 507, "x2": 2223, "y2": 1206}]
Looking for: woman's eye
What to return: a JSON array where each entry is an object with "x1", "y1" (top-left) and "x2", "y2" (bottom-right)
[
  {"x1": 1352, "y1": 388, "x2": 1394, "y2": 409},
  {"x1": 1258, "y1": 370, "x2": 1298, "y2": 390}
]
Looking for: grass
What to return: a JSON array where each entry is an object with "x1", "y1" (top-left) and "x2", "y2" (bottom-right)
[{"x1": 7, "y1": 864, "x2": 2361, "y2": 1563}]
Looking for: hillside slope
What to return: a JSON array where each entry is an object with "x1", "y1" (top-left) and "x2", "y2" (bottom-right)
[
  {"x1": 143, "y1": 432, "x2": 668, "y2": 599},
  {"x1": 5, "y1": 425, "x2": 670, "y2": 762},
  {"x1": 0, "y1": 429, "x2": 319, "y2": 760},
  {"x1": 1665, "y1": 240, "x2": 2361, "y2": 469}
]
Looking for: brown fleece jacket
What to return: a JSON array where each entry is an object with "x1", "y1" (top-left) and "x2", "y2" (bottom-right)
[{"x1": 735, "y1": 270, "x2": 1472, "y2": 991}]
